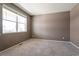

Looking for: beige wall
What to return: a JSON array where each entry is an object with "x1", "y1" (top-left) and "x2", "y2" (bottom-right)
[
  {"x1": 70, "y1": 4, "x2": 79, "y2": 47},
  {"x1": 0, "y1": 4, "x2": 32, "y2": 51},
  {"x1": 32, "y1": 11, "x2": 70, "y2": 41}
]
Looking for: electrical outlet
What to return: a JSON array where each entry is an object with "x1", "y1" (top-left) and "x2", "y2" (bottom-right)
[{"x1": 62, "y1": 37, "x2": 64, "y2": 39}]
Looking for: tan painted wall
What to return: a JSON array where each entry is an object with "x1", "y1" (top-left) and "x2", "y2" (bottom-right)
[
  {"x1": 32, "y1": 11, "x2": 70, "y2": 41},
  {"x1": 0, "y1": 4, "x2": 32, "y2": 51},
  {"x1": 70, "y1": 4, "x2": 79, "y2": 47}
]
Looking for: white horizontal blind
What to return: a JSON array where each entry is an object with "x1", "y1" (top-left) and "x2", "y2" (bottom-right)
[{"x1": 2, "y1": 8, "x2": 27, "y2": 33}]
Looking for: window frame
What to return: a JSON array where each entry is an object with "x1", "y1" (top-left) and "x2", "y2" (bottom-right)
[
  {"x1": 2, "y1": 7, "x2": 27, "y2": 34},
  {"x1": 2, "y1": 20, "x2": 17, "y2": 33}
]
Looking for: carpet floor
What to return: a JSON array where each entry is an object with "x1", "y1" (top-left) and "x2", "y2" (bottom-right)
[{"x1": 0, "y1": 38, "x2": 79, "y2": 56}]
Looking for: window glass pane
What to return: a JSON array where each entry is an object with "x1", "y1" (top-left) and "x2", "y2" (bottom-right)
[
  {"x1": 18, "y1": 23, "x2": 27, "y2": 32},
  {"x1": 3, "y1": 20, "x2": 16, "y2": 33},
  {"x1": 2, "y1": 8, "x2": 28, "y2": 33},
  {"x1": 3, "y1": 8, "x2": 7, "y2": 19},
  {"x1": 7, "y1": 9, "x2": 16, "y2": 22},
  {"x1": 18, "y1": 15, "x2": 26, "y2": 24}
]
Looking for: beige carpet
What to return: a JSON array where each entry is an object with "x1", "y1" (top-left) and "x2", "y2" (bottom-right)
[{"x1": 0, "y1": 38, "x2": 79, "y2": 56}]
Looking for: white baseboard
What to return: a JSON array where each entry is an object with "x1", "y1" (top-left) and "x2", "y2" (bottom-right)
[{"x1": 70, "y1": 42, "x2": 79, "y2": 49}]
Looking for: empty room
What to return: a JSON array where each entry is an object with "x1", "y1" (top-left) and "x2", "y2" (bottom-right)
[{"x1": 0, "y1": 3, "x2": 79, "y2": 56}]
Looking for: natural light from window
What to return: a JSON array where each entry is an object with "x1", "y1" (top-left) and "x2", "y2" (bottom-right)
[{"x1": 2, "y1": 8, "x2": 27, "y2": 33}]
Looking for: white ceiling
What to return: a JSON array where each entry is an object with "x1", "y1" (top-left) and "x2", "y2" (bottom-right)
[{"x1": 14, "y1": 3, "x2": 77, "y2": 15}]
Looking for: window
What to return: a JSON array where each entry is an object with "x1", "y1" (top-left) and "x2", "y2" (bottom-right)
[
  {"x1": 3, "y1": 20, "x2": 16, "y2": 33},
  {"x1": 18, "y1": 15, "x2": 27, "y2": 32},
  {"x1": 2, "y1": 8, "x2": 27, "y2": 33}
]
